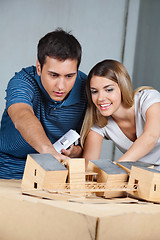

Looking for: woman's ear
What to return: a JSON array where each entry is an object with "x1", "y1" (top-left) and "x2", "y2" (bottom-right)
[{"x1": 36, "y1": 60, "x2": 41, "y2": 76}]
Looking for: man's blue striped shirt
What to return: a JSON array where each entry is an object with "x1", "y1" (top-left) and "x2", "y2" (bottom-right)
[{"x1": 0, "y1": 66, "x2": 87, "y2": 179}]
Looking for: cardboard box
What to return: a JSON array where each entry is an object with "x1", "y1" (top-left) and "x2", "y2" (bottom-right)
[{"x1": 0, "y1": 180, "x2": 160, "y2": 240}]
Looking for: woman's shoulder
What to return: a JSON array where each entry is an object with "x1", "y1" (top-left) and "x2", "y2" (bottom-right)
[
  {"x1": 134, "y1": 88, "x2": 160, "y2": 115},
  {"x1": 135, "y1": 88, "x2": 160, "y2": 102}
]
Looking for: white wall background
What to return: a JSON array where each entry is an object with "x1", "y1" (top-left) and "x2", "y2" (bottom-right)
[{"x1": 0, "y1": 0, "x2": 140, "y2": 160}]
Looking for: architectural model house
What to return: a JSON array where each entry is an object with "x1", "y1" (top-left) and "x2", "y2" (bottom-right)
[
  {"x1": 128, "y1": 166, "x2": 160, "y2": 203},
  {"x1": 21, "y1": 154, "x2": 160, "y2": 203},
  {"x1": 88, "y1": 159, "x2": 128, "y2": 198},
  {"x1": 116, "y1": 161, "x2": 154, "y2": 174},
  {"x1": 21, "y1": 153, "x2": 68, "y2": 190}
]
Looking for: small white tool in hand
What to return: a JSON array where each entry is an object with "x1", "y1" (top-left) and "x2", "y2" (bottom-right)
[{"x1": 53, "y1": 129, "x2": 80, "y2": 153}]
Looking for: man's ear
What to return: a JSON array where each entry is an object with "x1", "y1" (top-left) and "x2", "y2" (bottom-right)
[{"x1": 36, "y1": 60, "x2": 41, "y2": 76}]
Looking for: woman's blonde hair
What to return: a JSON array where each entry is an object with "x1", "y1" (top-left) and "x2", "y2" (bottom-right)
[{"x1": 80, "y1": 59, "x2": 152, "y2": 147}]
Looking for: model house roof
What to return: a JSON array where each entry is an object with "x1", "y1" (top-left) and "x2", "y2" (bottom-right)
[
  {"x1": 91, "y1": 159, "x2": 127, "y2": 174},
  {"x1": 29, "y1": 153, "x2": 67, "y2": 171},
  {"x1": 117, "y1": 161, "x2": 153, "y2": 171},
  {"x1": 132, "y1": 165, "x2": 160, "y2": 174}
]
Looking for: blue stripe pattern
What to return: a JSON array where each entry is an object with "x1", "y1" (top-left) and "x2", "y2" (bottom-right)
[{"x1": 0, "y1": 66, "x2": 87, "y2": 179}]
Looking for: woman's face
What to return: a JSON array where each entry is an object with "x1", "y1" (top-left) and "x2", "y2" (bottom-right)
[{"x1": 90, "y1": 76, "x2": 122, "y2": 117}]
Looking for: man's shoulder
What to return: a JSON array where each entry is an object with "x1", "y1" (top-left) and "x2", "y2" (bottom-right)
[
  {"x1": 76, "y1": 70, "x2": 87, "y2": 91},
  {"x1": 77, "y1": 70, "x2": 87, "y2": 81},
  {"x1": 7, "y1": 66, "x2": 38, "y2": 92},
  {"x1": 9, "y1": 66, "x2": 38, "y2": 85},
  {"x1": 15, "y1": 66, "x2": 37, "y2": 78}
]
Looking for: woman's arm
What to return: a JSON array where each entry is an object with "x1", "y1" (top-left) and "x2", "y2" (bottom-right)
[
  {"x1": 117, "y1": 102, "x2": 160, "y2": 162},
  {"x1": 8, "y1": 103, "x2": 69, "y2": 161},
  {"x1": 82, "y1": 130, "x2": 103, "y2": 169}
]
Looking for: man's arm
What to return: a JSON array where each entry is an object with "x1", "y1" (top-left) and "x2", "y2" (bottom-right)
[{"x1": 8, "y1": 102, "x2": 69, "y2": 161}]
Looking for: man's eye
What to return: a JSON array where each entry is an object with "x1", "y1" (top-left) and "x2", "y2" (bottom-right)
[
  {"x1": 66, "y1": 75, "x2": 73, "y2": 78},
  {"x1": 51, "y1": 74, "x2": 57, "y2": 77}
]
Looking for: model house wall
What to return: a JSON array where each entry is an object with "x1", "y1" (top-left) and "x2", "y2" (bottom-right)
[
  {"x1": 67, "y1": 158, "x2": 85, "y2": 184},
  {"x1": 21, "y1": 153, "x2": 68, "y2": 190},
  {"x1": 128, "y1": 166, "x2": 160, "y2": 203},
  {"x1": 66, "y1": 158, "x2": 86, "y2": 195},
  {"x1": 88, "y1": 159, "x2": 128, "y2": 198}
]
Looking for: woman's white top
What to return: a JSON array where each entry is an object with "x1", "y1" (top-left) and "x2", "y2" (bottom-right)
[{"x1": 91, "y1": 89, "x2": 160, "y2": 165}]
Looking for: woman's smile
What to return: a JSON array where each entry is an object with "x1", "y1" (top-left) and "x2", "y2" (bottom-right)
[
  {"x1": 99, "y1": 103, "x2": 112, "y2": 111},
  {"x1": 90, "y1": 76, "x2": 122, "y2": 117}
]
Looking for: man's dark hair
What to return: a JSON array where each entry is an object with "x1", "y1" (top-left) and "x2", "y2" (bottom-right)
[{"x1": 37, "y1": 28, "x2": 82, "y2": 70}]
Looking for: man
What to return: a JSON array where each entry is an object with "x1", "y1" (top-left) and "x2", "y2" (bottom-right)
[{"x1": 0, "y1": 28, "x2": 87, "y2": 179}]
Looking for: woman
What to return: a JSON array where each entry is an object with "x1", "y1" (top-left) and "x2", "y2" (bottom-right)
[{"x1": 81, "y1": 59, "x2": 160, "y2": 170}]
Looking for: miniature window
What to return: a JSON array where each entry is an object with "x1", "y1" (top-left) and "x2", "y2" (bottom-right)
[
  {"x1": 134, "y1": 179, "x2": 139, "y2": 189},
  {"x1": 86, "y1": 175, "x2": 93, "y2": 182},
  {"x1": 34, "y1": 182, "x2": 37, "y2": 189},
  {"x1": 154, "y1": 184, "x2": 156, "y2": 191},
  {"x1": 85, "y1": 175, "x2": 89, "y2": 182},
  {"x1": 85, "y1": 174, "x2": 97, "y2": 182},
  {"x1": 134, "y1": 179, "x2": 139, "y2": 184},
  {"x1": 34, "y1": 169, "x2": 37, "y2": 176},
  {"x1": 93, "y1": 174, "x2": 98, "y2": 182}
]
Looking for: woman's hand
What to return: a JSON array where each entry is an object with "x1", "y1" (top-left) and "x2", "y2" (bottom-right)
[{"x1": 61, "y1": 144, "x2": 82, "y2": 158}]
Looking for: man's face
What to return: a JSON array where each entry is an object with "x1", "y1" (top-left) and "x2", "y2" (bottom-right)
[{"x1": 36, "y1": 56, "x2": 78, "y2": 101}]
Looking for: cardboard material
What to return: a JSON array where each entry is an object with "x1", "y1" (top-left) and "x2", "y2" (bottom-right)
[{"x1": 1, "y1": 180, "x2": 160, "y2": 240}]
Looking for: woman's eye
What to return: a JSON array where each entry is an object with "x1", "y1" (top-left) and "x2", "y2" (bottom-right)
[
  {"x1": 90, "y1": 90, "x2": 97, "y2": 94},
  {"x1": 106, "y1": 88, "x2": 113, "y2": 92}
]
